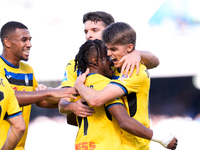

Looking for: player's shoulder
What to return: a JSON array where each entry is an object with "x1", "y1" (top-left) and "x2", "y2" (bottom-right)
[
  {"x1": 67, "y1": 59, "x2": 75, "y2": 65},
  {"x1": 19, "y1": 61, "x2": 33, "y2": 70},
  {"x1": 87, "y1": 74, "x2": 110, "y2": 86},
  {"x1": 65, "y1": 59, "x2": 75, "y2": 69},
  {"x1": 139, "y1": 63, "x2": 150, "y2": 78},
  {"x1": 128, "y1": 63, "x2": 148, "y2": 77},
  {"x1": 0, "y1": 73, "x2": 9, "y2": 83},
  {"x1": 0, "y1": 73, "x2": 5, "y2": 80}
]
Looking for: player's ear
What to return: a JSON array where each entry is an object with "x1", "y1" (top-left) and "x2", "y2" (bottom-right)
[
  {"x1": 91, "y1": 57, "x2": 98, "y2": 65},
  {"x1": 127, "y1": 44, "x2": 134, "y2": 53},
  {"x1": 3, "y1": 38, "x2": 11, "y2": 48}
]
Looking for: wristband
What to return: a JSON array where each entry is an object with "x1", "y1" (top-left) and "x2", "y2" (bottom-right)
[{"x1": 151, "y1": 130, "x2": 174, "y2": 148}]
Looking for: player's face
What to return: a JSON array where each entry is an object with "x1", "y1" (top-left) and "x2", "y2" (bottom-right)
[
  {"x1": 99, "y1": 47, "x2": 114, "y2": 79},
  {"x1": 105, "y1": 43, "x2": 130, "y2": 68},
  {"x1": 9, "y1": 28, "x2": 32, "y2": 62},
  {"x1": 84, "y1": 21, "x2": 106, "y2": 41}
]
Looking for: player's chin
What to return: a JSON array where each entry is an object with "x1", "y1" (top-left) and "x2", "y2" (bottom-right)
[
  {"x1": 22, "y1": 57, "x2": 29, "y2": 61},
  {"x1": 113, "y1": 61, "x2": 122, "y2": 68}
]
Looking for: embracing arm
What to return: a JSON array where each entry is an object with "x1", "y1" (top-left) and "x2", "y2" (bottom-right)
[
  {"x1": 75, "y1": 81, "x2": 124, "y2": 107},
  {"x1": 140, "y1": 50, "x2": 159, "y2": 69},
  {"x1": 120, "y1": 50, "x2": 159, "y2": 77},
  {"x1": 58, "y1": 98, "x2": 94, "y2": 126},
  {"x1": 58, "y1": 98, "x2": 75, "y2": 115},
  {"x1": 109, "y1": 104, "x2": 153, "y2": 140},
  {"x1": 108, "y1": 104, "x2": 178, "y2": 149},
  {"x1": 58, "y1": 98, "x2": 94, "y2": 117},
  {"x1": 74, "y1": 69, "x2": 125, "y2": 107},
  {"x1": 58, "y1": 98, "x2": 77, "y2": 126},
  {"x1": 1, "y1": 114, "x2": 25, "y2": 150}
]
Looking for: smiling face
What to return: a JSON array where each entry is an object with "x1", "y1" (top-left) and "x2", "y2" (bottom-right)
[
  {"x1": 102, "y1": 22, "x2": 136, "y2": 69},
  {"x1": 105, "y1": 43, "x2": 134, "y2": 69},
  {"x1": 84, "y1": 21, "x2": 106, "y2": 41},
  {"x1": 7, "y1": 28, "x2": 32, "y2": 64}
]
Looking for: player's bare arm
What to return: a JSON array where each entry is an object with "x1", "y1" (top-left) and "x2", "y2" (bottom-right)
[
  {"x1": 120, "y1": 50, "x2": 160, "y2": 77},
  {"x1": 108, "y1": 104, "x2": 153, "y2": 139},
  {"x1": 59, "y1": 98, "x2": 94, "y2": 126},
  {"x1": 35, "y1": 100, "x2": 58, "y2": 108},
  {"x1": 58, "y1": 98, "x2": 94, "y2": 118},
  {"x1": 140, "y1": 50, "x2": 159, "y2": 69},
  {"x1": 15, "y1": 88, "x2": 77, "y2": 107},
  {"x1": 1, "y1": 114, "x2": 25, "y2": 150},
  {"x1": 109, "y1": 104, "x2": 178, "y2": 149}
]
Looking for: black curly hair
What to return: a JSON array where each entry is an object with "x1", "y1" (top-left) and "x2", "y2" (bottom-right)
[{"x1": 74, "y1": 39, "x2": 104, "y2": 73}]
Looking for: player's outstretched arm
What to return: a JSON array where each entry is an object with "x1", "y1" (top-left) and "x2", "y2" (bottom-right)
[
  {"x1": 15, "y1": 87, "x2": 77, "y2": 107},
  {"x1": 120, "y1": 50, "x2": 159, "y2": 77},
  {"x1": 1, "y1": 114, "x2": 25, "y2": 150},
  {"x1": 35, "y1": 100, "x2": 59, "y2": 108},
  {"x1": 108, "y1": 104, "x2": 178, "y2": 149}
]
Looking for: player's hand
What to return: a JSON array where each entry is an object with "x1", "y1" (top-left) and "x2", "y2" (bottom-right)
[
  {"x1": 35, "y1": 84, "x2": 48, "y2": 91},
  {"x1": 72, "y1": 99, "x2": 94, "y2": 117},
  {"x1": 76, "y1": 68, "x2": 90, "y2": 84},
  {"x1": 50, "y1": 87, "x2": 78, "y2": 99},
  {"x1": 167, "y1": 137, "x2": 178, "y2": 150},
  {"x1": 152, "y1": 131, "x2": 178, "y2": 150},
  {"x1": 119, "y1": 50, "x2": 141, "y2": 77}
]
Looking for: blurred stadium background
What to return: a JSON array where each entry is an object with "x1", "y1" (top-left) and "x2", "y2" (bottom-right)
[{"x1": 0, "y1": 0, "x2": 200, "y2": 149}]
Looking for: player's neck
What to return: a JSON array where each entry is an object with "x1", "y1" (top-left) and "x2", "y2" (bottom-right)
[{"x1": 89, "y1": 67, "x2": 102, "y2": 76}]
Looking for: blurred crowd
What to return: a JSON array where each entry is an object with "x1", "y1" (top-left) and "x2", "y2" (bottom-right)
[{"x1": 25, "y1": 114, "x2": 200, "y2": 150}]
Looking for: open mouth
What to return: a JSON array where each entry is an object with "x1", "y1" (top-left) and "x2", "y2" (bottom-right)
[
  {"x1": 108, "y1": 57, "x2": 115, "y2": 71},
  {"x1": 110, "y1": 57, "x2": 117, "y2": 63},
  {"x1": 23, "y1": 50, "x2": 30, "y2": 55}
]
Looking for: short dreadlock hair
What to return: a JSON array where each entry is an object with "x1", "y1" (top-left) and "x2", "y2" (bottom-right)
[{"x1": 75, "y1": 39, "x2": 104, "y2": 73}]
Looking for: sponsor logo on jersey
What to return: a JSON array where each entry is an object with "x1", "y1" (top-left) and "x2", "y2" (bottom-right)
[
  {"x1": 75, "y1": 142, "x2": 96, "y2": 150},
  {"x1": 6, "y1": 75, "x2": 12, "y2": 79}
]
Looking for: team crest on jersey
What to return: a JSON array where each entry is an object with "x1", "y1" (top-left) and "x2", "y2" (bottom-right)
[
  {"x1": 120, "y1": 74, "x2": 128, "y2": 81},
  {"x1": 25, "y1": 75, "x2": 29, "y2": 86}
]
